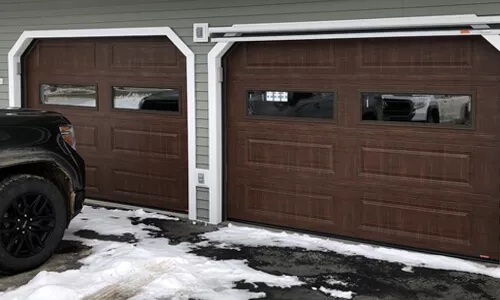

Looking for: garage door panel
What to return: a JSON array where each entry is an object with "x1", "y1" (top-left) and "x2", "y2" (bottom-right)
[
  {"x1": 241, "y1": 135, "x2": 337, "y2": 174},
  {"x1": 358, "y1": 146, "x2": 471, "y2": 185},
  {"x1": 85, "y1": 165, "x2": 100, "y2": 194},
  {"x1": 229, "y1": 40, "x2": 345, "y2": 75},
  {"x1": 70, "y1": 123, "x2": 100, "y2": 151},
  {"x1": 105, "y1": 38, "x2": 185, "y2": 73},
  {"x1": 34, "y1": 40, "x2": 98, "y2": 72},
  {"x1": 228, "y1": 178, "x2": 341, "y2": 231},
  {"x1": 355, "y1": 37, "x2": 500, "y2": 77},
  {"x1": 358, "y1": 37, "x2": 473, "y2": 70},
  {"x1": 352, "y1": 193, "x2": 499, "y2": 259},
  {"x1": 110, "y1": 127, "x2": 183, "y2": 159},
  {"x1": 353, "y1": 139, "x2": 499, "y2": 196},
  {"x1": 110, "y1": 169, "x2": 185, "y2": 209},
  {"x1": 25, "y1": 37, "x2": 188, "y2": 212},
  {"x1": 226, "y1": 36, "x2": 500, "y2": 259}
]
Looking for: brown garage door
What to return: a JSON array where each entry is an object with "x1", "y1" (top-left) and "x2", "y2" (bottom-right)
[
  {"x1": 225, "y1": 36, "x2": 500, "y2": 259},
  {"x1": 24, "y1": 37, "x2": 187, "y2": 212}
]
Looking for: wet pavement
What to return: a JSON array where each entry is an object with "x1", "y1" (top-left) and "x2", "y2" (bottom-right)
[{"x1": 1, "y1": 207, "x2": 500, "y2": 300}]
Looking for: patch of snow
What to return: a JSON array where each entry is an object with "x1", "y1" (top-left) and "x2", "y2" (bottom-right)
[
  {"x1": 24, "y1": 285, "x2": 79, "y2": 300},
  {"x1": 64, "y1": 206, "x2": 176, "y2": 242},
  {"x1": 311, "y1": 287, "x2": 318, "y2": 291},
  {"x1": 132, "y1": 208, "x2": 179, "y2": 221},
  {"x1": 402, "y1": 266, "x2": 414, "y2": 273},
  {"x1": 202, "y1": 223, "x2": 500, "y2": 279},
  {"x1": 319, "y1": 286, "x2": 354, "y2": 299},
  {"x1": 0, "y1": 206, "x2": 301, "y2": 300}
]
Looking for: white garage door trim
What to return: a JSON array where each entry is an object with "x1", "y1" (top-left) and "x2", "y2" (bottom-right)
[
  {"x1": 8, "y1": 27, "x2": 198, "y2": 221},
  {"x1": 206, "y1": 15, "x2": 500, "y2": 224}
]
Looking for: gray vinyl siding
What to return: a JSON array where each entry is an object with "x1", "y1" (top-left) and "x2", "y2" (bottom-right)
[
  {"x1": 196, "y1": 187, "x2": 210, "y2": 222},
  {"x1": 1, "y1": 0, "x2": 500, "y2": 220}
]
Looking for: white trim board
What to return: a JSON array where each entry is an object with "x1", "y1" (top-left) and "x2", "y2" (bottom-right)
[
  {"x1": 8, "y1": 27, "x2": 199, "y2": 221},
  {"x1": 211, "y1": 29, "x2": 500, "y2": 43},
  {"x1": 208, "y1": 14, "x2": 500, "y2": 36},
  {"x1": 206, "y1": 16, "x2": 500, "y2": 224}
]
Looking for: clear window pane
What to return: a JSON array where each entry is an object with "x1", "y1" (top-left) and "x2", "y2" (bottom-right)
[
  {"x1": 40, "y1": 84, "x2": 96, "y2": 107},
  {"x1": 361, "y1": 92, "x2": 472, "y2": 127},
  {"x1": 247, "y1": 91, "x2": 335, "y2": 119},
  {"x1": 113, "y1": 87, "x2": 179, "y2": 112}
]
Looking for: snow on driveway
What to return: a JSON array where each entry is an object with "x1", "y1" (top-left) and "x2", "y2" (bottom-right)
[
  {"x1": 1, "y1": 205, "x2": 499, "y2": 300},
  {"x1": 0, "y1": 207, "x2": 302, "y2": 300},
  {"x1": 202, "y1": 224, "x2": 500, "y2": 279}
]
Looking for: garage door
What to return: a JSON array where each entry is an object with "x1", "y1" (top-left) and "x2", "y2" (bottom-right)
[
  {"x1": 225, "y1": 36, "x2": 500, "y2": 259},
  {"x1": 24, "y1": 37, "x2": 187, "y2": 212}
]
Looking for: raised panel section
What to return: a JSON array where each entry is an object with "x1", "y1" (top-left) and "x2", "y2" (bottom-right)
[
  {"x1": 359, "y1": 196, "x2": 471, "y2": 245},
  {"x1": 110, "y1": 43, "x2": 179, "y2": 68},
  {"x1": 112, "y1": 170, "x2": 179, "y2": 202},
  {"x1": 38, "y1": 43, "x2": 96, "y2": 69},
  {"x1": 85, "y1": 166, "x2": 99, "y2": 192},
  {"x1": 245, "y1": 40, "x2": 335, "y2": 68},
  {"x1": 360, "y1": 37, "x2": 473, "y2": 68},
  {"x1": 74, "y1": 125, "x2": 97, "y2": 149},
  {"x1": 360, "y1": 147, "x2": 471, "y2": 185},
  {"x1": 247, "y1": 138, "x2": 335, "y2": 172},
  {"x1": 111, "y1": 127, "x2": 180, "y2": 158},
  {"x1": 246, "y1": 185, "x2": 335, "y2": 222}
]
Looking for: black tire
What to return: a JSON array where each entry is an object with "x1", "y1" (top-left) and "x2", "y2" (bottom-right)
[{"x1": 0, "y1": 175, "x2": 67, "y2": 273}]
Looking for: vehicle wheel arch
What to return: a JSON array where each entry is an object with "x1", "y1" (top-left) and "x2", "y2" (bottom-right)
[{"x1": 0, "y1": 161, "x2": 72, "y2": 222}]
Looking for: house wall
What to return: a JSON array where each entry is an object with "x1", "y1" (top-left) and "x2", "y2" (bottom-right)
[{"x1": 1, "y1": 0, "x2": 500, "y2": 219}]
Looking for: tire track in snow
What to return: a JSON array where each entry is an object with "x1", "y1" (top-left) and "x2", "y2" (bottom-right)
[{"x1": 83, "y1": 260, "x2": 174, "y2": 300}]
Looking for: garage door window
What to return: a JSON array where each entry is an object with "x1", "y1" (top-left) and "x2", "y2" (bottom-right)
[
  {"x1": 40, "y1": 84, "x2": 97, "y2": 107},
  {"x1": 361, "y1": 92, "x2": 472, "y2": 127},
  {"x1": 247, "y1": 91, "x2": 335, "y2": 119},
  {"x1": 112, "y1": 86, "x2": 180, "y2": 112}
]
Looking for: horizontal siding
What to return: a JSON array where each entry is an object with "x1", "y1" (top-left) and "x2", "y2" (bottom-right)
[
  {"x1": 1, "y1": 0, "x2": 500, "y2": 171},
  {"x1": 196, "y1": 187, "x2": 210, "y2": 222}
]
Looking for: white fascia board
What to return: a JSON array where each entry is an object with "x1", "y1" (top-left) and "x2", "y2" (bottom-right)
[
  {"x1": 208, "y1": 14, "x2": 500, "y2": 35},
  {"x1": 9, "y1": 27, "x2": 199, "y2": 221},
  {"x1": 212, "y1": 29, "x2": 500, "y2": 43}
]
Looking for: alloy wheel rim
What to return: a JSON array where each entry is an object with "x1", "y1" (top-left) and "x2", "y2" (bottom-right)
[{"x1": 0, "y1": 193, "x2": 56, "y2": 258}]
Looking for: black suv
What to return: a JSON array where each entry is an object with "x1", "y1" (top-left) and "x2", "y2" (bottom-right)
[{"x1": 0, "y1": 108, "x2": 85, "y2": 273}]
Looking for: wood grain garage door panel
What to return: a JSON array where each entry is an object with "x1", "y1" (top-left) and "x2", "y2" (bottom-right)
[
  {"x1": 225, "y1": 37, "x2": 500, "y2": 259},
  {"x1": 24, "y1": 37, "x2": 187, "y2": 212}
]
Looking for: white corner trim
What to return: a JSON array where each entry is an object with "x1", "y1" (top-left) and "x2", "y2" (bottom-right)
[
  {"x1": 207, "y1": 42, "x2": 233, "y2": 224},
  {"x1": 8, "y1": 27, "x2": 198, "y2": 221},
  {"x1": 482, "y1": 34, "x2": 500, "y2": 52},
  {"x1": 206, "y1": 17, "x2": 500, "y2": 225}
]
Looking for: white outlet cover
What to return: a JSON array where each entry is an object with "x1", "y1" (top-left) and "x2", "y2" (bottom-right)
[{"x1": 0, "y1": 78, "x2": 3, "y2": 85}]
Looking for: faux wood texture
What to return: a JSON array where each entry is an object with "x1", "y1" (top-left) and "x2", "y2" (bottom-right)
[
  {"x1": 225, "y1": 36, "x2": 500, "y2": 259},
  {"x1": 25, "y1": 37, "x2": 188, "y2": 212}
]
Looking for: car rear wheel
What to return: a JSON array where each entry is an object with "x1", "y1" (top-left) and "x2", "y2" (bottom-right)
[{"x1": 0, "y1": 175, "x2": 67, "y2": 273}]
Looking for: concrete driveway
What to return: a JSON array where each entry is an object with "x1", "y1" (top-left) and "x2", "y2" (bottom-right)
[{"x1": 0, "y1": 205, "x2": 499, "y2": 300}]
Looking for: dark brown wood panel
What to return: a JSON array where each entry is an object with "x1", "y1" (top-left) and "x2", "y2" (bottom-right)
[
  {"x1": 225, "y1": 36, "x2": 500, "y2": 260},
  {"x1": 24, "y1": 37, "x2": 187, "y2": 212}
]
